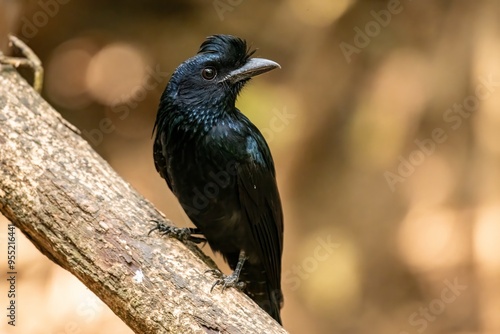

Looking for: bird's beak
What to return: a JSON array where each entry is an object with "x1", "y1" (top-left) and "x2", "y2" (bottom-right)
[{"x1": 224, "y1": 58, "x2": 280, "y2": 84}]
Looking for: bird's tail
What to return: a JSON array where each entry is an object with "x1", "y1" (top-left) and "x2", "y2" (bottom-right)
[{"x1": 240, "y1": 264, "x2": 283, "y2": 325}]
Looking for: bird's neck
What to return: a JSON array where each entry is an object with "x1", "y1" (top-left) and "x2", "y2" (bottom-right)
[{"x1": 159, "y1": 98, "x2": 240, "y2": 137}]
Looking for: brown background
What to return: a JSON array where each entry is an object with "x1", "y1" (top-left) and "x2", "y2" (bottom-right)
[{"x1": 1, "y1": 1, "x2": 500, "y2": 333}]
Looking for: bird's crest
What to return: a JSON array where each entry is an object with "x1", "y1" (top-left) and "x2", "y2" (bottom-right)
[{"x1": 198, "y1": 35, "x2": 256, "y2": 67}]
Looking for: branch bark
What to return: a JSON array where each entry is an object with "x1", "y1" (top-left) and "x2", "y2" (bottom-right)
[{"x1": 0, "y1": 65, "x2": 287, "y2": 334}]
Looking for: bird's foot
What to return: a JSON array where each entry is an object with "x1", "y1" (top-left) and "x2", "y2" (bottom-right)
[
  {"x1": 209, "y1": 250, "x2": 248, "y2": 293},
  {"x1": 148, "y1": 220, "x2": 206, "y2": 244},
  {"x1": 210, "y1": 271, "x2": 246, "y2": 293}
]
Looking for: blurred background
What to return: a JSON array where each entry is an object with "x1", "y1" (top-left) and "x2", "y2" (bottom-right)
[{"x1": 1, "y1": 0, "x2": 500, "y2": 333}]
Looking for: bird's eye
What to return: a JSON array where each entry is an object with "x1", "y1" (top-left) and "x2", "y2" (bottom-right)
[{"x1": 201, "y1": 67, "x2": 217, "y2": 80}]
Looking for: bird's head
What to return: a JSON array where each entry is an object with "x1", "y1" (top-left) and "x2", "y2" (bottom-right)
[{"x1": 163, "y1": 35, "x2": 280, "y2": 110}]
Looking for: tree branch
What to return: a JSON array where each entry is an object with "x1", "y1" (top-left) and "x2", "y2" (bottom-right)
[{"x1": 0, "y1": 65, "x2": 287, "y2": 334}]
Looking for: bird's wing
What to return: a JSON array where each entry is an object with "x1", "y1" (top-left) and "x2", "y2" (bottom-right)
[
  {"x1": 236, "y1": 133, "x2": 283, "y2": 295},
  {"x1": 153, "y1": 126, "x2": 174, "y2": 191}
]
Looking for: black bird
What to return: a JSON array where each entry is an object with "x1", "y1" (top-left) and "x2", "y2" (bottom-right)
[{"x1": 152, "y1": 35, "x2": 284, "y2": 324}]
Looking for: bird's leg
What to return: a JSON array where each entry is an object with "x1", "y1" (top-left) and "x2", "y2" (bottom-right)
[
  {"x1": 148, "y1": 220, "x2": 206, "y2": 244},
  {"x1": 210, "y1": 250, "x2": 248, "y2": 292}
]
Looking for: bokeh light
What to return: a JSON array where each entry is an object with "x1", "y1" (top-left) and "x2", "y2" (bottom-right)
[
  {"x1": 474, "y1": 204, "x2": 500, "y2": 272},
  {"x1": 398, "y1": 208, "x2": 467, "y2": 271},
  {"x1": 287, "y1": 0, "x2": 354, "y2": 27},
  {"x1": 85, "y1": 42, "x2": 148, "y2": 106},
  {"x1": 45, "y1": 38, "x2": 96, "y2": 109}
]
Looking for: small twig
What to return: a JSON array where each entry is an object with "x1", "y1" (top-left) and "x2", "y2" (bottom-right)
[{"x1": 0, "y1": 35, "x2": 44, "y2": 93}]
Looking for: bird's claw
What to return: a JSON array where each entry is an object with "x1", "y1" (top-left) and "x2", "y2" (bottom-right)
[
  {"x1": 148, "y1": 220, "x2": 206, "y2": 244},
  {"x1": 148, "y1": 220, "x2": 187, "y2": 238},
  {"x1": 210, "y1": 272, "x2": 246, "y2": 293},
  {"x1": 205, "y1": 268, "x2": 221, "y2": 275}
]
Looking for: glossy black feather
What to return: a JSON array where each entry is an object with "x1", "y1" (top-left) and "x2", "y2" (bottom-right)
[{"x1": 153, "y1": 34, "x2": 283, "y2": 323}]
